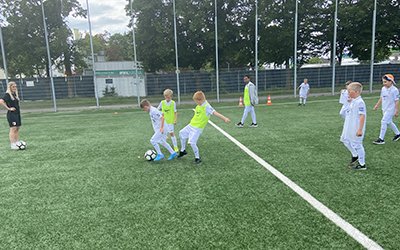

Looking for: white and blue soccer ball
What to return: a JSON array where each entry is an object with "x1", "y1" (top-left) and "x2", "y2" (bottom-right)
[
  {"x1": 144, "y1": 149, "x2": 157, "y2": 161},
  {"x1": 16, "y1": 141, "x2": 27, "y2": 150}
]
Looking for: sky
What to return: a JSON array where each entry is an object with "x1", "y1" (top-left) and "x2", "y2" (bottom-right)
[{"x1": 66, "y1": 0, "x2": 131, "y2": 35}]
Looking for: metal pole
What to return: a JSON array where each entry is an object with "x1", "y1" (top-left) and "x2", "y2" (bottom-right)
[
  {"x1": 369, "y1": 0, "x2": 377, "y2": 93},
  {"x1": 41, "y1": 0, "x2": 57, "y2": 112},
  {"x1": 130, "y1": 0, "x2": 140, "y2": 107},
  {"x1": 172, "y1": 0, "x2": 181, "y2": 104},
  {"x1": 294, "y1": 0, "x2": 298, "y2": 97},
  {"x1": 86, "y1": 0, "x2": 99, "y2": 108},
  {"x1": 214, "y1": 0, "x2": 220, "y2": 102},
  {"x1": 0, "y1": 25, "x2": 9, "y2": 84},
  {"x1": 255, "y1": 0, "x2": 259, "y2": 102},
  {"x1": 331, "y1": 0, "x2": 338, "y2": 96}
]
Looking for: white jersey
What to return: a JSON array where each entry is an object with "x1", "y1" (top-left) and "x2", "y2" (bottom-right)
[
  {"x1": 339, "y1": 89, "x2": 349, "y2": 104},
  {"x1": 299, "y1": 83, "x2": 310, "y2": 98},
  {"x1": 341, "y1": 96, "x2": 366, "y2": 143},
  {"x1": 380, "y1": 85, "x2": 399, "y2": 112},
  {"x1": 149, "y1": 106, "x2": 163, "y2": 132}
]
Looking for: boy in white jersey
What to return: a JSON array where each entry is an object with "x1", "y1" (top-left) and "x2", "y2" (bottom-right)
[
  {"x1": 236, "y1": 75, "x2": 258, "y2": 128},
  {"x1": 339, "y1": 81, "x2": 352, "y2": 119},
  {"x1": 340, "y1": 82, "x2": 367, "y2": 170},
  {"x1": 297, "y1": 78, "x2": 310, "y2": 106},
  {"x1": 178, "y1": 91, "x2": 230, "y2": 164},
  {"x1": 140, "y1": 99, "x2": 178, "y2": 161},
  {"x1": 372, "y1": 74, "x2": 400, "y2": 144},
  {"x1": 157, "y1": 89, "x2": 179, "y2": 152}
]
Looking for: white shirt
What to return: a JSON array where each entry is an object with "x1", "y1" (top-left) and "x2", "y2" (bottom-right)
[
  {"x1": 339, "y1": 89, "x2": 349, "y2": 104},
  {"x1": 341, "y1": 96, "x2": 366, "y2": 142},
  {"x1": 157, "y1": 100, "x2": 177, "y2": 112},
  {"x1": 380, "y1": 85, "x2": 399, "y2": 112},
  {"x1": 149, "y1": 106, "x2": 163, "y2": 132},
  {"x1": 299, "y1": 83, "x2": 310, "y2": 98}
]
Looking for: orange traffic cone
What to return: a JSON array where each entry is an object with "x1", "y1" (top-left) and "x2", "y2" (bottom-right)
[
  {"x1": 238, "y1": 96, "x2": 244, "y2": 107},
  {"x1": 267, "y1": 95, "x2": 272, "y2": 106}
]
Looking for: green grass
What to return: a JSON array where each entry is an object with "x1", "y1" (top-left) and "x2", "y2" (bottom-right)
[{"x1": 1, "y1": 94, "x2": 399, "y2": 249}]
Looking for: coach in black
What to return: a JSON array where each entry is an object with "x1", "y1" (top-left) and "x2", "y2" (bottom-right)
[{"x1": 0, "y1": 81, "x2": 22, "y2": 149}]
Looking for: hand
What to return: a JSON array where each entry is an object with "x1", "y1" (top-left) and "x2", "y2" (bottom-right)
[
  {"x1": 373, "y1": 105, "x2": 378, "y2": 111},
  {"x1": 395, "y1": 110, "x2": 399, "y2": 117},
  {"x1": 174, "y1": 121, "x2": 177, "y2": 125},
  {"x1": 9, "y1": 107, "x2": 16, "y2": 112},
  {"x1": 160, "y1": 127, "x2": 164, "y2": 133},
  {"x1": 224, "y1": 117, "x2": 231, "y2": 123},
  {"x1": 356, "y1": 129, "x2": 363, "y2": 137}
]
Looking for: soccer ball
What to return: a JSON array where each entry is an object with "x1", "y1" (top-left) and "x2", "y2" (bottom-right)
[
  {"x1": 16, "y1": 141, "x2": 27, "y2": 150},
  {"x1": 144, "y1": 149, "x2": 157, "y2": 161}
]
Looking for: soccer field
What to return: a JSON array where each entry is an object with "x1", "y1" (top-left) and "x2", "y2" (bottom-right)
[{"x1": 1, "y1": 94, "x2": 399, "y2": 249}]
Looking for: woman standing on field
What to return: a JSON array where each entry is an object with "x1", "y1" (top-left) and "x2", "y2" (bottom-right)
[{"x1": 0, "y1": 81, "x2": 23, "y2": 149}]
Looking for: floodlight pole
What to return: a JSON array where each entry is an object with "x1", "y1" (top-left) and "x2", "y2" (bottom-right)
[
  {"x1": 86, "y1": 0, "x2": 100, "y2": 108},
  {"x1": 172, "y1": 0, "x2": 181, "y2": 104},
  {"x1": 214, "y1": 0, "x2": 220, "y2": 102},
  {"x1": 369, "y1": 0, "x2": 377, "y2": 93},
  {"x1": 255, "y1": 0, "x2": 259, "y2": 102},
  {"x1": 331, "y1": 0, "x2": 338, "y2": 96},
  {"x1": 0, "y1": 25, "x2": 9, "y2": 85},
  {"x1": 41, "y1": 0, "x2": 57, "y2": 112},
  {"x1": 294, "y1": 0, "x2": 298, "y2": 98},
  {"x1": 130, "y1": 0, "x2": 140, "y2": 107}
]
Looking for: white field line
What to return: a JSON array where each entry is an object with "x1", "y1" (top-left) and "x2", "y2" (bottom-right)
[{"x1": 208, "y1": 120, "x2": 383, "y2": 250}]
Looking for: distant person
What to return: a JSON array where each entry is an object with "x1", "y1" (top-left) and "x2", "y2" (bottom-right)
[
  {"x1": 339, "y1": 80, "x2": 352, "y2": 119},
  {"x1": 236, "y1": 75, "x2": 258, "y2": 128},
  {"x1": 0, "y1": 81, "x2": 23, "y2": 150},
  {"x1": 340, "y1": 82, "x2": 367, "y2": 170},
  {"x1": 140, "y1": 99, "x2": 177, "y2": 161},
  {"x1": 178, "y1": 91, "x2": 230, "y2": 164},
  {"x1": 372, "y1": 74, "x2": 400, "y2": 144},
  {"x1": 297, "y1": 78, "x2": 310, "y2": 106},
  {"x1": 157, "y1": 89, "x2": 179, "y2": 152}
]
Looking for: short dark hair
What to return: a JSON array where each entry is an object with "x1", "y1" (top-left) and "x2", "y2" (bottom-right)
[{"x1": 244, "y1": 75, "x2": 251, "y2": 79}]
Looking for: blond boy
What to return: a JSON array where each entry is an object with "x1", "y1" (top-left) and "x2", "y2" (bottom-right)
[
  {"x1": 157, "y1": 89, "x2": 179, "y2": 152},
  {"x1": 140, "y1": 99, "x2": 177, "y2": 161},
  {"x1": 178, "y1": 91, "x2": 230, "y2": 164},
  {"x1": 340, "y1": 82, "x2": 367, "y2": 170}
]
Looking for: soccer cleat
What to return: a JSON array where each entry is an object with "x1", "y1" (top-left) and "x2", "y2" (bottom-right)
[
  {"x1": 348, "y1": 157, "x2": 359, "y2": 168},
  {"x1": 393, "y1": 134, "x2": 400, "y2": 142},
  {"x1": 236, "y1": 122, "x2": 244, "y2": 128},
  {"x1": 168, "y1": 152, "x2": 178, "y2": 160},
  {"x1": 174, "y1": 146, "x2": 179, "y2": 152},
  {"x1": 352, "y1": 163, "x2": 367, "y2": 170},
  {"x1": 153, "y1": 153, "x2": 165, "y2": 161},
  {"x1": 373, "y1": 138, "x2": 385, "y2": 145},
  {"x1": 298, "y1": 103, "x2": 302, "y2": 106},
  {"x1": 194, "y1": 158, "x2": 202, "y2": 164},
  {"x1": 177, "y1": 150, "x2": 187, "y2": 158},
  {"x1": 250, "y1": 123, "x2": 258, "y2": 128},
  {"x1": 10, "y1": 143, "x2": 18, "y2": 150}
]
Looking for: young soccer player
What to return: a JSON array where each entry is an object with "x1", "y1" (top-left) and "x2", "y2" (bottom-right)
[
  {"x1": 157, "y1": 89, "x2": 179, "y2": 152},
  {"x1": 372, "y1": 74, "x2": 400, "y2": 144},
  {"x1": 236, "y1": 75, "x2": 258, "y2": 128},
  {"x1": 340, "y1": 82, "x2": 367, "y2": 170},
  {"x1": 0, "y1": 81, "x2": 23, "y2": 149},
  {"x1": 140, "y1": 99, "x2": 178, "y2": 161},
  {"x1": 339, "y1": 80, "x2": 352, "y2": 119},
  {"x1": 297, "y1": 78, "x2": 310, "y2": 106},
  {"x1": 178, "y1": 91, "x2": 230, "y2": 164}
]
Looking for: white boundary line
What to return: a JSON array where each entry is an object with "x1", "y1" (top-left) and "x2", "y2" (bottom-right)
[{"x1": 208, "y1": 120, "x2": 383, "y2": 250}]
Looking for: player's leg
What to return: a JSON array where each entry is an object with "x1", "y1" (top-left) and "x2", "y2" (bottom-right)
[
  {"x1": 9, "y1": 127, "x2": 19, "y2": 149},
  {"x1": 150, "y1": 132, "x2": 163, "y2": 155},
  {"x1": 240, "y1": 106, "x2": 251, "y2": 124},
  {"x1": 303, "y1": 98, "x2": 307, "y2": 105},
  {"x1": 178, "y1": 125, "x2": 190, "y2": 157},
  {"x1": 169, "y1": 128, "x2": 178, "y2": 152},
  {"x1": 342, "y1": 139, "x2": 358, "y2": 166},
  {"x1": 188, "y1": 129, "x2": 202, "y2": 163},
  {"x1": 351, "y1": 142, "x2": 366, "y2": 170},
  {"x1": 377, "y1": 111, "x2": 392, "y2": 142},
  {"x1": 249, "y1": 106, "x2": 257, "y2": 127},
  {"x1": 298, "y1": 97, "x2": 302, "y2": 106}
]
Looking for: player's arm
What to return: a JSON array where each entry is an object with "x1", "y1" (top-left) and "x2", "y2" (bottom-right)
[
  {"x1": 174, "y1": 112, "x2": 177, "y2": 125},
  {"x1": 357, "y1": 114, "x2": 365, "y2": 137},
  {"x1": 373, "y1": 97, "x2": 382, "y2": 110},
  {"x1": 212, "y1": 110, "x2": 230, "y2": 123},
  {"x1": 0, "y1": 98, "x2": 15, "y2": 111},
  {"x1": 160, "y1": 114, "x2": 165, "y2": 133},
  {"x1": 395, "y1": 100, "x2": 399, "y2": 117}
]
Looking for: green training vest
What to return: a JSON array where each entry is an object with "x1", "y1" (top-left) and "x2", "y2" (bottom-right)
[
  {"x1": 161, "y1": 100, "x2": 175, "y2": 124},
  {"x1": 190, "y1": 102, "x2": 210, "y2": 129},
  {"x1": 244, "y1": 85, "x2": 251, "y2": 106}
]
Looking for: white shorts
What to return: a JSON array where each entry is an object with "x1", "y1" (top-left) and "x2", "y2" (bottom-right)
[
  {"x1": 164, "y1": 123, "x2": 175, "y2": 134},
  {"x1": 382, "y1": 110, "x2": 395, "y2": 124},
  {"x1": 150, "y1": 130, "x2": 167, "y2": 144},
  {"x1": 179, "y1": 125, "x2": 203, "y2": 145}
]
